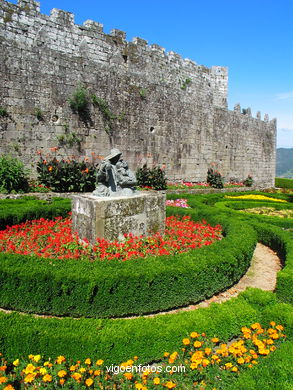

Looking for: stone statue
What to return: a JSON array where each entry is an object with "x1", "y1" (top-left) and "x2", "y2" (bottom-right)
[{"x1": 93, "y1": 148, "x2": 137, "y2": 197}]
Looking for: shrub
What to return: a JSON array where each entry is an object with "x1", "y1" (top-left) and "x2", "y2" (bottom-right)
[
  {"x1": 0, "y1": 106, "x2": 8, "y2": 117},
  {"x1": 207, "y1": 168, "x2": 224, "y2": 189},
  {"x1": 37, "y1": 156, "x2": 96, "y2": 192},
  {"x1": 244, "y1": 175, "x2": 253, "y2": 187},
  {"x1": 69, "y1": 85, "x2": 91, "y2": 122},
  {"x1": 0, "y1": 154, "x2": 29, "y2": 193},
  {"x1": 0, "y1": 197, "x2": 71, "y2": 229},
  {"x1": 136, "y1": 165, "x2": 167, "y2": 190},
  {"x1": 275, "y1": 177, "x2": 293, "y2": 189}
]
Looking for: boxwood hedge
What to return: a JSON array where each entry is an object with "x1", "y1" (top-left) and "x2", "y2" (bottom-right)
[
  {"x1": 0, "y1": 289, "x2": 292, "y2": 367},
  {"x1": 0, "y1": 196, "x2": 71, "y2": 229},
  {"x1": 0, "y1": 200, "x2": 257, "y2": 318}
]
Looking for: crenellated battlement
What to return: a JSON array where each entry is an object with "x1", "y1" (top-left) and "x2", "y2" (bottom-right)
[
  {"x1": 0, "y1": 0, "x2": 276, "y2": 186},
  {"x1": 0, "y1": 0, "x2": 227, "y2": 100}
]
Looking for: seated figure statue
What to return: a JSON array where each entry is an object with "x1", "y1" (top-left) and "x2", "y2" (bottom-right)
[{"x1": 93, "y1": 148, "x2": 137, "y2": 197}]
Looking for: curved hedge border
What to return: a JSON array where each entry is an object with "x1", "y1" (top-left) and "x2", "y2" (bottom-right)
[
  {"x1": 214, "y1": 200, "x2": 293, "y2": 229},
  {"x1": 0, "y1": 196, "x2": 71, "y2": 229},
  {"x1": 0, "y1": 289, "x2": 292, "y2": 369},
  {"x1": 251, "y1": 221, "x2": 293, "y2": 305},
  {"x1": 0, "y1": 200, "x2": 257, "y2": 318}
]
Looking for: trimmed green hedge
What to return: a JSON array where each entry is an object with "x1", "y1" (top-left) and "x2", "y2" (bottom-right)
[
  {"x1": 214, "y1": 200, "x2": 293, "y2": 229},
  {"x1": 0, "y1": 196, "x2": 71, "y2": 229},
  {"x1": 0, "y1": 289, "x2": 291, "y2": 367},
  {"x1": 0, "y1": 203, "x2": 257, "y2": 318},
  {"x1": 275, "y1": 177, "x2": 293, "y2": 189},
  {"x1": 251, "y1": 221, "x2": 293, "y2": 305}
]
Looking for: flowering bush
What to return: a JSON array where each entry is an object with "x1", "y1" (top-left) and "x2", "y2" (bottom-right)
[
  {"x1": 166, "y1": 199, "x2": 190, "y2": 208},
  {"x1": 0, "y1": 322, "x2": 286, "y2": 389},
  {"x1": 36, "y1": 149, "x2": 97, "y2": 192},
  {"x1": 225, "y1": 195, "x2": 287, "y2": 203},
  {"x1": 0, "y1": 215, "x2": 221, "y2": 262},
  {"x1": 207, "y1": 168, "x2": 224, "y2": 189}
]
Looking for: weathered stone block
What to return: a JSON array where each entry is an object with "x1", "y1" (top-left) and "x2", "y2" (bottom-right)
[{"x1": 72, "y1": 192, "x2": 166, "y2": 243}]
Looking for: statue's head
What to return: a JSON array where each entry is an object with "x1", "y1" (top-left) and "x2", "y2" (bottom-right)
[{"x1": 106, "y1": 148, "x2": 122, "y2": 164}]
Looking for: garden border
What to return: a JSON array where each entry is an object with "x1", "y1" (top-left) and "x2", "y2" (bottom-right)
[{"x1": 0, "y1": 198, "x2": 257, "y2": 318}]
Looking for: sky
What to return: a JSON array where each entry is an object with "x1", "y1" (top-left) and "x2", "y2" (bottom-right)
[{"x1": 10, "y1": 0, "x2": 293, "y2": 148}]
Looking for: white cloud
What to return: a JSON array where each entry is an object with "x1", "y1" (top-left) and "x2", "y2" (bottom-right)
[
  {"x1": 277, "y1": 128, "x2": 293, "y2": 148},
  {"x1": 276, "y1": 91, "x2": 293, "y2": 100}
]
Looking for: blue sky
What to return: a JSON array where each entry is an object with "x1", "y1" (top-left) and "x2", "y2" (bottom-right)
[{"x1": 10, "y1": 0, "x2": 293, "y2": 148}]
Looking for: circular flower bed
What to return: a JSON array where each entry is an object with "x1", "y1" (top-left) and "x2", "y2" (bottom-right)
[{"x1": 0, "y1": 215, "x2": 221, "y2": 262}]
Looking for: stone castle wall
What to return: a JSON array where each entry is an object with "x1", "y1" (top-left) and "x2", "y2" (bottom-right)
[{"x1": 0, "y1": 0, "x2": 276, "y2": 186}]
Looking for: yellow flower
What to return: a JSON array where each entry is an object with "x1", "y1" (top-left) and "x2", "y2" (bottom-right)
[
  {"x1": 194, "y1": 341, "x2": 202, "y2": 348},
  {"x1": 24, "y1": 373, "x2": 36, "y2": 383},
  {"x1": 252, "y1": 360, "x2": 258, "y2": 365},
  {"x1": 270, "y1": 321, "x2": 276, "y2": 327},
  {"x1": 182, "y1": 338, "x2": 190, "y2": 345},
  {"x1": 266, "y1": 339, "x2": 274, "y2": 345},
  {"x1": 39, "y1": 367, "x2": 47, "y2": 375},
  {"x1": 205, "y1": 348, "x2": 212, "y2": 355},
  {"x1": 153, "y1": 377, "x2": 160, "y2": 385},
  {"x1": 211, "y1": 337, "x2": 219, "y2": 343},
  {"x1": 13, "y1": 359, "x2": 19, "y2": 367},
  {"x1": 231, "y1": 366, "x2": 238, "y2": 372},
  {"x1": 225, "y1": 363, "x2": 233, "y2": 369},
  {"x1": 190, "y1": 332, "x2": 199, "y2": 338},
  {"x1": 56, "y1": 356, "x2": 66, "y2": 364},
  {"x1": 58, "y1": 370, "x2": 67, "y2": 378},
  {"x1": 79, "y1": 367, "x2": 86, "y2": 373},
  {"x1": 163, "y1": 352, "x2": 170, "y2": 357},
  {"x1": 225, "y1": 195, "x2": 287, "y2": 202},
  {"x1": 85, "y1": 378, "x2": 94, "y2": 387},
  {"x1": 237, "y1": 357, "x2": 245, "y2": 364},
  {"x1": 23, "y1": 364, "x2": 36, "y2": 375},
  {"x1": 96, "y1": 359, "x2": 104, "y2": 366},
  {"x1": 94, "y1": 370, "x2": 101, "y2": 376},
  {"x1": 276, "y1": 325, "x2": 284, "y2": 331},
  {"x1": 33, "y1": 354, "x2": 41, "y2": 363},
  {"x1": 43, "y1": 374, "x2": 52, "y2": 382},
  {"x1": 85, "y1": 358, "x2": 91, "y2": 365},
  {"x1": 251, "y1": 323, "x2": 262, "y2": 330},
  {"x1": 135, "y1": 384, "x2": 144, "y2": 389}
]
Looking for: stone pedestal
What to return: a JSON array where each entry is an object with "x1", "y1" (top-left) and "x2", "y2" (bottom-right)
[{"x1": 72, "y1": 192, "x2": 166, "y2": 244}]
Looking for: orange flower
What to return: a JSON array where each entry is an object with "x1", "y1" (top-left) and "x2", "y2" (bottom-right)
[
  {"x1": 48, "y1": 166, "x2": 53, "y2": 171},
  {"x1": 182, "y1": 338, "x2": 190, "y2": 345},
  {"x1": 165, "y1": 381, "x2": 176, "y2": 389},
  {"x1": 4, "y1": 385, "x2": 15, "y2": 390},
  {"x1": 43, "y1": 374, "x2": 52, "y2": 382},
  {"x1": 85, "y1": 378, "x2": 94, "y2": 387},
  {"x1": 0, "y1": 377, "x2": 7, "y2": 384},
  {"x1": 94, "y1": 370, "x2": 101, "y2": 376},
  {"x1": 60, "y1": 378, "x2": 66, "y2": 385},
  {"x1": 124, "y1": 372, "x2": 133, "y2": 380},
  {"x1": 71, "y1": 372, "x2": 82, "y2": 382}
]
